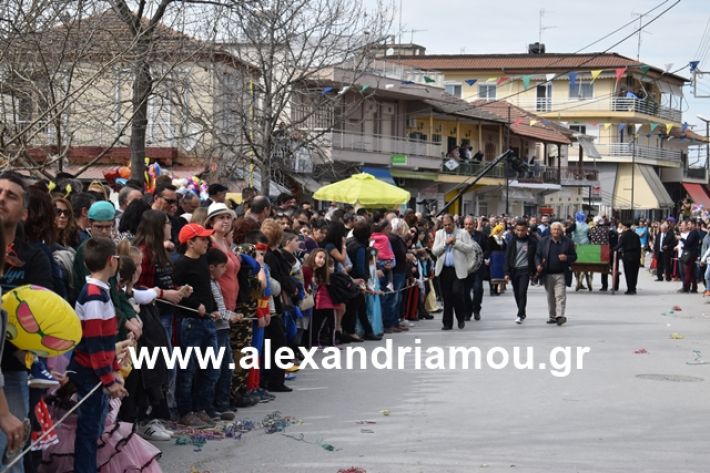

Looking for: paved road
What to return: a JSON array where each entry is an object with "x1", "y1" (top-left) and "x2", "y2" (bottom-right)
[{"x1": 157, "y1": 270, "x2": 710, "y2": 472}]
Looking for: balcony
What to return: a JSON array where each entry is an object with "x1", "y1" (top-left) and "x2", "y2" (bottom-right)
[
  {"x1": 439, "y1": 161, "x2": 505, "y2": 178},
  {"x1": 685, "y1": 167, "x2": 707, "y2": 180},
  {"x1": 330, "y1": 131, "x2": 440, "y2": 157},
  {"x1": 569, "y1": 142, "x2": 681, "y2": 165},
  {"x1": 517, "y1": 96, "x2": 682, "y2": 123},
  {"x1": 327, "y1": 130, "x2": 443, "y2": 169}
]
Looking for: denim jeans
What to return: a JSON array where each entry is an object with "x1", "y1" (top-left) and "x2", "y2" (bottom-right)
[
  {"x1": 175, "y1": 318, "x2": 219, "y2": 416},
  {"x1": 391, "y1": 272, "x2": 406, "y2": 322},
  {"x1": 73, "y1": 376, "x2": 108, "y2": 473},
  {"x1": 213, "y1": 329, "x2": 233, "y2": 413},
  {"x1": 159, "y1": 312, "x2": 177, "y2": 413},
  {"x1": 705, "y1": 264, "x2": 710, "y2": 289},
  {"x1": 0, "y1": 371, "x2": 28, "y2": 473}
]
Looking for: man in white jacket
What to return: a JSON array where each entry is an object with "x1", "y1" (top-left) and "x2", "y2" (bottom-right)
[{"x1": 433, "y1": 215, "x2": 475, "y2": 330}]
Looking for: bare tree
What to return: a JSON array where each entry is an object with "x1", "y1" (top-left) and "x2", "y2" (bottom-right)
[{"x1": 201, "y1": 0, "x2": 392, "y2": 193}]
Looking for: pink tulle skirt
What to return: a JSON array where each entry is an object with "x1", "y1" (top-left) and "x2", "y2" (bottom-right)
[{"x1": 39, "y1": 399, "x2": 162, "y2": 473}]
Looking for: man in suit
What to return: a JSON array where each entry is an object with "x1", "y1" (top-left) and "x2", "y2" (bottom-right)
[
  {"x1": 463, "y1": 215, "x2": 486, "y2": 321},
  {"x1": 504, "y1": 219, "x2": 538, "y2": 324},
  {"x1": 616, "y1": 221, "x2": 641, "y2": 294},
  {"x1": 433, "y1": 215, "x2": 475, "y2": 330},
  {"x1": 653, "y1": 222, "x2": 676, "y2": 282},
  {"x1": 535, "y1": 222, "x2": 577, "y2": 326}
]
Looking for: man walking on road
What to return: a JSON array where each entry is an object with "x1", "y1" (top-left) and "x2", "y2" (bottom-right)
[
  {"x1": 463, "y1": 215, "x2": 486, "y2": 321},
  {"x1": 653, "y1": 222, "x2": 676, "y2": 282},
  {"x1": 505, "y1": 219, "x2": 537, "y2": 324},
  {"x1": 616, "y1": 221, "x2": 641, "y2": 294},
  {"x1": 433, "y1": 215, "x2": 475, "y2": 330},
  {"x1": 535, "y1": 222, "x2": 577, "y2": 326}
]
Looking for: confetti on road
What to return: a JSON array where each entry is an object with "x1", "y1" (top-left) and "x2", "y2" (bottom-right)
[
  {"x1": 671, "y1": 332, "x2": 685, "y2": 340},
  {"x1": 633, "y1": 348, "x2": 648, "y2": 354},
  {"x1": 380, "y1": 409, "x2": 390, "y2": 416},
  {"x1": 337, "y1": 467, "x2": 366, "y2": 473}
]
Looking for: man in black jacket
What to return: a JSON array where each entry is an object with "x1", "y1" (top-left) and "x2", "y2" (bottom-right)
[
  {"x1": 615, "y1": 222, "x2": 641, "y2": 294},
  {"x1": 504, "y1": 219, "x2": 537, "y2": 324},
  {"x1": 653, "y1": 222, "x2": 676, "y2": 282},
  {"x1": 535, "y1": 222, "x2": 577, "y2": 326},
  {"x1": 463, "y1": 215, "x2": 487, "y2": 321},
  {"x1": 680, "y1": 219, "x2": 701, "y2": 293}
]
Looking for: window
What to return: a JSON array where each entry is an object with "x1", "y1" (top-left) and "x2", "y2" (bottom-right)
[
  {"x1": 569, "y1": 81, "x2": 593, "y2": 99},
  {"x1": 432, "y1": 134, "x2": 442, "y2": 144},
  {"x1": 569, "y1": 125, "x2": 587, "y2": 135},
  {"x1": 445, "y1": 84, "x2": 462, "y2": 98},
  {"x1": 479, "y1": 84, "x2": 496, "y2": 100}
]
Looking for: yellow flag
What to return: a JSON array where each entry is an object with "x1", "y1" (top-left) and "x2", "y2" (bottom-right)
[
  {"x1": 602, "y1": 123, "x2": 612, "y2": 129},
  {"x1": 529, "y1": 119, "x2": 539, "y2": 126},
  {"x1": 665, "y1": 123, "x2": 673, "y2": 134},
  {"x1": 590, "y1": 70, "x2": 603, "y2": 82},
  {"x1": 486, "y1": 77, "x2": 496, "y2": 83}
]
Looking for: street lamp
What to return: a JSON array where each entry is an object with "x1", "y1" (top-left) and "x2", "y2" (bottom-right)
[{"x1": 697, "y1": 115, "x2": 710, "y2": 174}]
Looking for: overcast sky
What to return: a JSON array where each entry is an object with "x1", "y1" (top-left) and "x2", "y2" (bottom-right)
[{"x1": 375, "y1": 0, "x2": 710, "y2": 133}]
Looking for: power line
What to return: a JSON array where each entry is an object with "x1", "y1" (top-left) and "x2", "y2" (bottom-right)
[{"x1": 395, "y1": 0, "x2": 683, "y2": 121}]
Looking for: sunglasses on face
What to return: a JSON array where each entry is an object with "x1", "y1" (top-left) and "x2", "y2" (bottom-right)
[{"x1": 55, "y1": 208, "x2": 69, "y2": 217}]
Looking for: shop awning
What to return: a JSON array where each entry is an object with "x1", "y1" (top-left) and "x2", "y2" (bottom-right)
[
  {"x1": 613, "y1": 164, "x2": 674, "y2": 209},
  {"x1": 361, "y1": 166, "x2": 396, "y2": 185},
  {"x1": 291, "y1": 174, "x2": 323, "y2": 194},
  {"x1": 682, "y1": 183, "x2": 710, "y2": 209}
]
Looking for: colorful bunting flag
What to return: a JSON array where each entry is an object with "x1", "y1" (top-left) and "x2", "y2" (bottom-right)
[
  {"x1": 603, "y1": 123, "x2": 612, "y2": 130},
  {"x1": 513, "y1": 118, "x2": 523, "y2": 126},
  {"x1": 384, "y1": 84, "x2": 395, "y2": 89},
  {"x1": 338, "y1": 86, "x2": 351, "y2": 95},
  {"x1": 529, "y1": 119, "x2": 539, "y2": 126},
  {"x1": 521, "y1": 75, "x2": 531, "y2": 90},
  {"x1": 640, "y1": 64, "x2": 651, "y2": 75},
  {"x1": 665, "y1": 123, "x2": 673, "y2": 134},
  {"x1": 321, "y1": 86, "x2": 333, "y2": 95},
  {"x1": 615, "y1": 67, "x2": 626, "y2": 83},
  {"x1": 568, "y1": 71, "x2": 577, "y2": 85},
  {"x1": 542, "y1": 119, "x2": 551, "y2": 126},
  {"x1": 486, "y1": 77, "x2": 497, "y2": 83},
  {"x1": 465, "y1": 79, "x2": 477, "y2": 86},
  {"x1": 649, "y1": 123, "x2": 658, "y2": 133},
  {"x1": 689, "y1": 61, "x2": 700, "y2": 73},
  {"x1": 590, "y1": 70, "x2": 603, "y2": 82},
  {"x1": 496, "y1": 76, "x2": 510, "y2": 85},
  {"x1": 681, "y1": 122, "x2": 689, "y2": 132},
  {"x1": 545, "y1": 73, "x2": 555, "y2": 82},
  {"x1": 424, "y1": 76, "x2": 436, "y2": 83},
  {"x1": 634, "y1": 123, "x2": 643, "y2": 133},
  {"x1": 360, "y1": 85, "x2": 370, "y2": 92},
  {"x1": 664, "y1": 63, "x2": 673, "y2": 72},
  {"x1": 401, "y1": 80, "x2": 414, "y2": 85}
]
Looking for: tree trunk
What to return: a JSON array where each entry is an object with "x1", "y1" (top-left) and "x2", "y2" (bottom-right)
[{"x1": 130, "y1": 58, "x2": 152, "y2": 185}]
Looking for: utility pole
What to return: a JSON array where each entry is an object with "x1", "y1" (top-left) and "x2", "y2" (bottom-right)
[
  {"x1": 505, "y1": 105, "x2": 511, "y2": 215},
  {"x1": 631, "y1": 134, "x2": 636, "y2": 216}
]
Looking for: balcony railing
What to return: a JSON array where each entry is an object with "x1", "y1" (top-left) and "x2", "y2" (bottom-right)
[
  {"x1": 685, "y1": 167, "x2": 707, "y2": 179},
  {"x1": 570, "y1": 142, "x2": 681, "y2": 163},
  {"x1": 439, "y1": 161, "x2": 505, "y2": 178},
  {"x1": 329, "y1": 130, "x2": 442, "y2": 159},
  {"x1": 516, "y1": 96, "x2": 682, "y2": 123}
]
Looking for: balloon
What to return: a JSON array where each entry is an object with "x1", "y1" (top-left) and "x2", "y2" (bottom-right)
[
  {"x1": 118, "y1": 166, "x2": 131, "y2": 179},
  {"x1": 153, "y1": 162, "x2": 161, "y2": 176},
  {"x1": 3, "y1": 285, "x2": 81, "y2": 357}
]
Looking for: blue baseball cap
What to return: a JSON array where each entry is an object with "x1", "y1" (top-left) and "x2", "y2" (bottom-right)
[{"x1": 88, "y1": 201, "x2": 116, "y2": 221}]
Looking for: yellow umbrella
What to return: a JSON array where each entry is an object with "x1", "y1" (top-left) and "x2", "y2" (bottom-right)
[{"x1": 313, "y1": 173, "x2": 410, "y2": 207}]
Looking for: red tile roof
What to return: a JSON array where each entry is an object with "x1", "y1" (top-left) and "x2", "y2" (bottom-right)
[
  {"x1": 469, "y1": 100, "x2": 572, "y2": 145},
  {"x1": 389, "y1": 53, "x2": 687, "y2": 83}
]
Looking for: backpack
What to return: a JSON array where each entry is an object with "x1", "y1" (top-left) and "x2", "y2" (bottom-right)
[{"x1": 51, "y1": 246, "x2": 76, "y2": 299}]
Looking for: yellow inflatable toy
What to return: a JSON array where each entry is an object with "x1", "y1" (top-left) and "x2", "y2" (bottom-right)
[{"x1": 2, "y1": 285, "x2": 81, "y2": 357}]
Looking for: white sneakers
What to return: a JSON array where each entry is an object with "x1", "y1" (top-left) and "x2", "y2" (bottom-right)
[
  {"x1": 515, "y1": 317, "x2": 523, "y2": 325},
  {"x1": 138, "y1": 419, "x2": 174, "y2": 441}
]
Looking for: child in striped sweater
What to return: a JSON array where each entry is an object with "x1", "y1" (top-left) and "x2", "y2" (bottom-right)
[{"x1": 68, "y1": 237, "x2": 128, "y2": 473}]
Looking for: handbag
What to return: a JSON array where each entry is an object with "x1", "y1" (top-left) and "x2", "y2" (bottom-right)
[
  {"x1": 327, "y1": 273, "x2": 362, "y2": 304},
  {"x1": 680, "y1": 251, "x2": 691, "y2": 264},
  {"x1": 299, "y1": 293, "x2": 315, "y2": 311}
]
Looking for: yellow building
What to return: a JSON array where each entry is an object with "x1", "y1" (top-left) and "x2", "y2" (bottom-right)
[{"x1": 392, "y1": 49, "x2": 708, "y2": 217}]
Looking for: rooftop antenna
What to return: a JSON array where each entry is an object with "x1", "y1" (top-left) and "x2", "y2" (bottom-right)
[
  {"x1": 631, "y1": 11, "x2": 652, "y2": 60},
  {"x1": 538, "y1": 9, "x2": 556, "y2": 44},
  {"x1": 402, "y1": 28, "x2": 427, "y2": 44}
]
